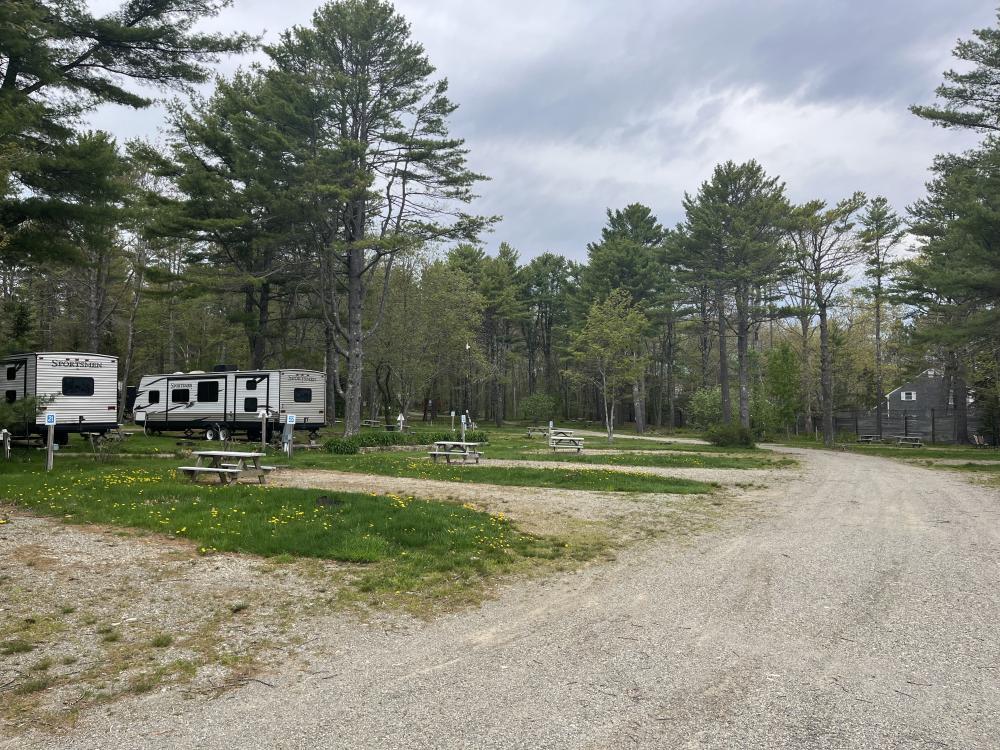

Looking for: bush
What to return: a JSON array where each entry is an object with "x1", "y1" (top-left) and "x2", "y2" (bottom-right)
[
  {"x1": 325, "y1": 429, "x2": 488, "y2": 454},
  {"x1": 687, "y1": 387, "x2": 723, "y2": 429},
  {"x1": 521, "y1": 393, "x2": 557, "y2": 424},
  {"x1": 703, "y1": 423, "x2": 756, "y2": 448}
]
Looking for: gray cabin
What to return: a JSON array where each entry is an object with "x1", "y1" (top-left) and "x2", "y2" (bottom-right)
[{"x1": 845, "y1": 368, "x2": 981, "y2": 443}]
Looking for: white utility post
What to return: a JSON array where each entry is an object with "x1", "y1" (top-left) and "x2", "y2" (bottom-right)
[
  {"x1": 450, "y1": 410, "x2": 455, "y2": 432},
  {"x1": 1, "y1": 429, "x2": 11, "y2": 460},
  {"x1": 44, "y1": 412, "x2": 57, "y2": 471},
  {"x1": 460, "y1": 413, "x2": 467, "y2": 443},
  {"x1": 283, "y1": 414, "x2": 296, "y2": 458},
  {"x1": 258, "y1": 408, "x2": 269, "y2": 453}
]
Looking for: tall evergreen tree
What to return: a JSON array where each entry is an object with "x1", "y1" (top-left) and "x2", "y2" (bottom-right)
[
  {"x1": 683, "y1": 160, "x2": 790, "y2": 428},
  {"x1": 0, "y1": 0, "x2": 253, "y2": 262},
  {"x1": 787, "y1": 192, "x2": 866, "y2": 447},
  {"x1": 859, "y1": 196, "x2": 905, "y2": 437}
]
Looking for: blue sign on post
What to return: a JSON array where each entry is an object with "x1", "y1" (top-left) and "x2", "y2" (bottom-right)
[
  {"x1": 286, "y1": 414, "x2": 297, "y2": 425},
  {"x1": 45, "y1": 413, "x2": 57, "y2": 426}
]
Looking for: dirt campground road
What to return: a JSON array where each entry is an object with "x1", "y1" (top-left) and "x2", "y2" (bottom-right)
[{"x1": 7, "y1": 447, "x2": 1000, "y2": 750}]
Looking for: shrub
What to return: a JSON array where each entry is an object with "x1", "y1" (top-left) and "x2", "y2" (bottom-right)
[
  {"x1": 687, "y1": 387, "x2": 724, "y2": 429},
  {"x1": 703, "y1": 423, "x2": 756, "y2": 448},
  {"x1": 521, "y1": 393, "x2": 557, "y2": 424}
]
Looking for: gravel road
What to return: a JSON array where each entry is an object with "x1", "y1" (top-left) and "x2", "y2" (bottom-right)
[{"x1": 8, "y1": 447, "x2": 1000, "y2": 749}]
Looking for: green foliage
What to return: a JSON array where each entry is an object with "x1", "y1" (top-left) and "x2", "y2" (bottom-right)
[
  {"x1": 0, "y1": 0, "x2": 253, "y2": 264},
  {"x1": 763, "y1": 342, "x2": 802, "y2": 434},
  {"x1": 687, "y1": 387, "x2": 724, "y2": 429},
  {"x1": 520, "y1": 393, "x2": 557, "y2": 424},
  {"x1": 911, "y1": 11, "x2": 1000, "y2": 133},
  {"x1": 703, "y1": 424, "x2": 757, "y2": 448},
  {"x1": 567, "y1": 289, "x2": 649, "y2": 438},
  {"x1": 0, "y1": 396, "x2": 43, "y2": 432}
]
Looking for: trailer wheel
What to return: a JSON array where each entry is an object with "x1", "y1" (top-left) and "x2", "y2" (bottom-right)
[
  {"x1": 204, "y1": 427, "x2": 218, "y2": 441},
  {"x1": 217, "y1": 427, "x2": 230, "y2": 442}
]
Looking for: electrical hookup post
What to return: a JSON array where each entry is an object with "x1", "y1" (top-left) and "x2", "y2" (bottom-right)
[
  {"x1": 44, "y1": 412, "x2": 57, "y2": 471},
  {"x1": 282, "y1": 414, "x2": 296, "y2": 458},
  {"x1": 460, "y1": 413, "x2": 467, "y2": 443},
  {"x1": 257, "y1": 408, "x2": 269, "y2": 454},
  {"x1": 1, "y1": 428, "x2": 11, "y2": 460}
]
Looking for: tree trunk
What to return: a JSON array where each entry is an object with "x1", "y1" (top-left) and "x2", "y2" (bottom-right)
[
  {"x1": 874, "y1": 280, "x2": 883, "y2": 437},
  {"x1": 818, "y1": 303, "x2": 834, "y2": 447},
  {"x1": 716, "y1": 285, "x2": 731, "y2": 423},
  {"x1": 117, "y1": 247, "x2": 146, "y2": 423},
  {"x1": 632, "y1": 375, "x2": 646, "y2": 434},
  {"x1": 736, "y1": 299, "x2": 750, "y2": 429},
  {"x1": 952, "y1": 353, "x2": 969, "y2": 444},
  {"x1": 699, "y1": 286, "x2": 711, "y2": 389},
  {"x1": 342, "y1": 246, "x2": 365, "y2": 437},
  {"x1": 798, "y1": 313, "x2": 813, "y2": 434},
  {"x1": 324, "y1": 325, "x2": 339, "y2": 426},
  {"x1": 665, "y1": 316, "x2": 676, "y2": 430}
]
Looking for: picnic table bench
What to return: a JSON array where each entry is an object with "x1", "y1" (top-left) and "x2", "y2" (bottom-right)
[
  {"x1": 428, "y1": 441, "x2": 482, "y2": 464},
  {"x1": 526, "y1": 426, "x2": 548, "y2": 438},
  {"x1": 178, "y1": 451, "x2": 273, "y2": 484},
  {"x1": 856, "y1": 434, "x2": 882, "y2": 444},
  {"x1": 892, "y1": 435, "x2": 925, "y2": 448},
  {"x1": 549, "y1": 434, "x2": 584, "y2": 453}
]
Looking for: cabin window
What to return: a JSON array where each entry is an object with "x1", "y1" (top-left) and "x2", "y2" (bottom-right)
[
  {"x1": 5, "y1": 367, "x2": 15, "y2": 381},
  {"x1": 4, "y1": 390, "x2": 15, "y2": 403},
  {"x1": 148, "y1": 390, "x2": 160, "y2": 404},
  {"x1": 197, "y1": 381, "x2": 219, "y2": 403},
  {"x1": 901, "y1": 391, "x2": 916, "y2": 402},
  {"x1": 294, "y1": 388, "x2": 312, "y2": 403},
  {"x1": 244, "y1": 397, "x2": 258, "y2": 413},
  {"x1": 245, "y1": 380, "x2": 257, "y2": 391},
  {"x1": 62, "y1": 377, "x2": 94, "y2": 397},
  {"x1": 171, "y1": 388, "x2": 190, "y2": 404}
]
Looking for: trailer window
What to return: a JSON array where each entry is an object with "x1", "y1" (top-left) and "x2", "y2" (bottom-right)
[
  {"x1": 171, "y1": 388, "x2": 190, "y2": 404},
  {"x1": 197, "y1": 381, "x2": 219, "y2": 402},
  {"x1": 4, "y1": 391, "x2": 15, "y2": 403},
  {"x1": 245, "y1": 380, "x2": 257, "y2": 391},
  {"x1": 244, "y1": 397, "x2": 258, "y2": 413},
  {"x1": 62, "y1": 377, "x2": 94, "y2": 397},
  {"x1": 5, "y1": 367, "x2": 15, "y2": 381},
  {"x1": 148, "y1": 390, "x2": 160, "y2": 404},
  {"x1": 293, "y1": 388, "x2": 312, "y2": 403}
]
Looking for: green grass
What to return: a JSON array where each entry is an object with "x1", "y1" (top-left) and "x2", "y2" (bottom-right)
[
  {"x1": 0, "y1": 454, "x2": 587, "y2": 596},
  {"x1": 294, "y1": 450, "x2": 716, "y2": 494}
]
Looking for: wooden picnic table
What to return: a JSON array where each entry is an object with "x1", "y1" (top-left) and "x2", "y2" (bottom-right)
[
  {"x1": 856, "y1": 435, "x2": 882, "y2": 444},
  {"x1": 549, "y1": 428, "x2": 576, "y2": 438},
  {"x1": 892, "y1": 435, "x2": 925, "y2": 448},
  {"x1": 429, "y1": 441, "x2": 482, "y2": 464},
  {"x1": 179, "y1": 450, "x2": 273, "y2": 484},
  {"x1": 526, "y1": 426, "x2": 548, "y2": 438}
]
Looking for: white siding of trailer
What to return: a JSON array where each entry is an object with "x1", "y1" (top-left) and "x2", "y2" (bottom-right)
[
  {"x1": 277, "y1": 370, "x2": 325, "y2": 426},
  {"x1": 32, "y1": 353, "x2": 118, "y2": 426}
]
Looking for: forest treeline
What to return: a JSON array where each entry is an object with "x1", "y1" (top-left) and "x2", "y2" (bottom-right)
[{"x1": 1, "y1": 0, "x2": 998, "y2": 443}]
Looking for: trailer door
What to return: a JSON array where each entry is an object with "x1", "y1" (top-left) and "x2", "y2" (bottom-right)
[
  {"x1": 3, "y1": 359, "x2": 28, "y2": 404},
  {"x1": 234, "y1": 374, "x2": 273, "y2": 423}
]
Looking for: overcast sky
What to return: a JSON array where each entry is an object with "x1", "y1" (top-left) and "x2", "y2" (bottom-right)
[{"x1": 88, "y1": 0, "x2": 993, "y2": 261}]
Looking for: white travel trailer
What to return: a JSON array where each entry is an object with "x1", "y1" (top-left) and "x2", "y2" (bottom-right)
[
  {"x1": 1, "y1": 352, "x2": 119, "y2": 443},
  {"x1": 133, "y1": 367, "x2": 326, "y2": 440}
]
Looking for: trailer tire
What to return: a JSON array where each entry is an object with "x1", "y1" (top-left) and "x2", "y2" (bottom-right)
[{"x1": 204, "y1": 428, "x2": 218, "y2": 441}]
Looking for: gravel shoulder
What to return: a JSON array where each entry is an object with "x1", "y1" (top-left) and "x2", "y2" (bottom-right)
[{"x1": 6, "y1": 448, "x2": 1000, "y2": 749}]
